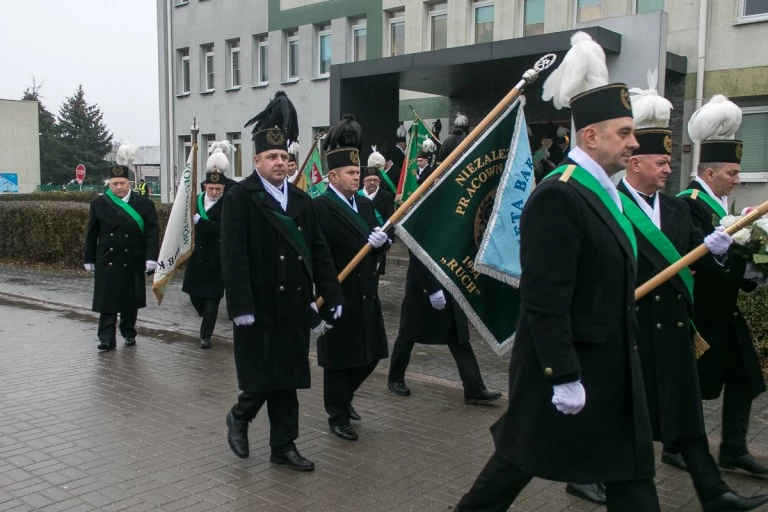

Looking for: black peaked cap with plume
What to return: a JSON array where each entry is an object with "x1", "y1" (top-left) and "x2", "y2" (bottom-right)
[
  {"x1": 244, "y1": 91, "x2": 299, "y2": 153},
  {"x1": 325, "y1": 114, "x2": 364, "y2": 170}
]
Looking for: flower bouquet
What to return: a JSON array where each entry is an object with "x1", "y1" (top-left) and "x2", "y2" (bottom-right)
[{"x1": 719, "y1": 208, "x2": 768, "y2": 273}]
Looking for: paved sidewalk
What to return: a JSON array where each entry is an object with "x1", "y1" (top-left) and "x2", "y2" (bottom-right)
[{"x1": 1, "y1": 262, "x2": 768, "y2": 511}]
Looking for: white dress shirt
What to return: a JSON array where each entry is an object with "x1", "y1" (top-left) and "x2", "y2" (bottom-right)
[
  {"x1": 257, "y1": 172, "x2": 289, "y2": 211},
  {"x1": 329, "y1": 183, "x2": 358, "y2": 213},
  {"x1": 621, "y1": 177, "x2": 661, "y2": 229},
  {"x1": 568, "y1": 146, "x2": 623, "y2": 212}
]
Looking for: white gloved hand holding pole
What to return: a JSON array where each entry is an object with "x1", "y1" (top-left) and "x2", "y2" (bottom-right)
[
  {"x1": 233, "y1": 314, "x2": 255, "y2": 326},
  {"x1": 368, "y1": 227, "x2": 389, "y2": 249},
  {"x1": 551, "y1": 380, "x2": 586, "y2": 415},
  {"x1": 193, "y1": 213, "x2": 201, "y2": 225},
  {"x1": 84, "y1": 263, "x2": 95, "y2": 272},
  {"x1": 145, "y1": 260, "x2": 157, "y2": 275},
  {"x1": 704, "y1": 228, "x2": 733, "y2": 256},
  {"x1": 428, "y1": 290, "x2": 446, "y2": 310}
]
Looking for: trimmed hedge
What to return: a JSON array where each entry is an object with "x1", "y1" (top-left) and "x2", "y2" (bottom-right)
[
  {"x1": 0, "y1": 191, "x2": 99, "y2": 203},
  {"x1": 0, "y1": 199, "x2": 171, "y2": 268},
  {"x1": 739, "y1": 287, "x2": 768, "y2": 357}
]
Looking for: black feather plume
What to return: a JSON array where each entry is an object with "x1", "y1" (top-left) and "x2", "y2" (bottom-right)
[
  {"x1": 243, "y1": 91, "x2": 299, "y2": 142},
  {"x1": 323, "y1": 114, "x2": 363, "y2": 152}
]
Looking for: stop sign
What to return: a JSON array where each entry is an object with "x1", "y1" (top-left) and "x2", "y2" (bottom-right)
[{"x1": 75, "y1": 164, "x2": 86, "y2": 181}]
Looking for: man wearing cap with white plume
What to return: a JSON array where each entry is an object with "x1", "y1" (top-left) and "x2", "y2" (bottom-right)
[
  {"x1": 287, "y1": 141, "x2": 300, "y2": 182},
  {"x1": 456, "y1": 32, "x2": 660, "y2": 511},
  {"x1": 83, "y1": 144, "x2": 159, "y2": 351},
  {"x1": 221, "y1": 91, "x2": 343, "y2": 471},
  {"x1": 182, "y1": 142, "x2": 235, "y2": 350},
  {"x1": 671, "y1": 94, "x2": 768, "y2": 478},
  {"x1": 613, "y1": 74, "x2": 767, "y2": 512},
  {"x1": 363, "y1": 150, "x2": 396, "y2": 275}
]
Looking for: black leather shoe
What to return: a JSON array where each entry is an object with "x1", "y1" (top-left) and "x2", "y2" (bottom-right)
[
  {"x1": 97, "y1": 341, "x2": 114, "y2": 351},
  {"x1": 270, "y1": 449, "x2": 315, "y2": 471},
  {"x1": 124, "y1": 337, "x2": 136, "y2": 347},
  {"x1": 661, "y1": 449, "x2": 688, "y2": 471},
  {"x1": 719, "y1": 453, "x2": 768, "y2": 476},
  {"x1": 200, "y1": 338, "x2": 211, "y2": 349},
  {"x1": 226, "y1": 411, "x2": 249, "y2": 459},
  {"x1": 349, "y1": 406, "x2": 361, "y2": 421},
  {"x1": 464, "y1": 389, "x2": 502, "y2": 405},
  {"x1": 330, "y1": 424, "x2": 358, "y2": 441},
  {"x1": 703, "y1": 491, "x2": 768, "y2": 512},
  {"x1": 566, "y1": 482, "x2": 606, "y2": 505},
  {"x1": 388, "y1": 380, "x2": 411, "y2": 396}
]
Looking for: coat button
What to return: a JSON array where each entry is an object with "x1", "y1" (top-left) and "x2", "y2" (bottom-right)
[
  {"x1": 654, "y1": 295, "x2": 661, "y2": 302},
  {"x1": 297, "y1": 286, "x2": 301, "y2": 291},
  {"x1": 298, "y1": 256, "x2": 303, "y2": 261},
  {"x1": 279, "y1": 255, "x2": 285, "y2": 261},
  {"x1": 544, "y1": 367, "x2": 553, "y2": 376},
  {"x1": 279, "y1": 285, "x2": 284, "y2": 291},
  {"x1": 123, "y1": 264, "x2": 127, "y2": 267},
  {"x1": 108, "y1": 262, "x2": 113, "y2": 266},
  {"x1": 635, "y1": 306, "x2": 639, "y2": 312},
  {"x1": 632, "y1": 345, "x2": 638, "y2": 351},
  {"x1": 124, "y1": 249, "x2": 128, "y2": 253},
  {"x1": 297, "y1": 227, "x2": 302, "y2": 232},
  {"x1": 110, "y1": 233, "x2": 114, "y2": 237},
  {"x1": 677, "y1": 294, "x2": 682, "y2": 300},
  {"x1": 733, "y1": 311, "x2": 739, "y2": 317},
  {"x1": 677, "y1": 322, "x2": 684, "y2": 327},
  {"x1": 362, "y1": 295, "x2": 367, "y2": 299},
  {"x1": 422, "y1": 289, "x2": 428, "y2": 295},
  {"x1": 656, "y1": 323, "x2": 662, "y2": 329},
  {"x1": 125, "y1": 234, "x2": 128, "y2": 238},
  {"x1": 110, "y1": 248, "x2": 114, "y2": 252}
]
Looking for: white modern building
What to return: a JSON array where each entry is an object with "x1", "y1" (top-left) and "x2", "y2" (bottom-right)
[{"x1": 0, "y1": 99, "x2": 41, "y2": 194}]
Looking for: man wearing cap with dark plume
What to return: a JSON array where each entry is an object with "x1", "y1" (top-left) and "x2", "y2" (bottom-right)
[
  {"x1": 313, "y1": 115, "x2": 391, "y2": 442},
  {"x1": 386, "y1": 124, "x2": 408, "y2": 187},
  {"x1": 612, "y1": 78, "x2": 767, "y2": 512},
  {"x1": 83, "y1": 144, "x2": 159, "y2": 352},
  {"x1": 221, "y1": 91, "x2": 343, "y2": 471},
  {"x1": 668, "y1": 94, "x2": 768, "y2": 479},
  {"x1": 456, "y1": 32, "x2": 660, "y2": 511},
  {"x1": 182, "y1": 144, "x2": 231, "y2": 350},
  {"x1": 387, "y1": 126, "x2": 502, "y2": 406}
]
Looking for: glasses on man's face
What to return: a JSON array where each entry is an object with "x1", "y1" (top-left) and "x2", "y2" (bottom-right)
[{"x1": 363, "y1": 179, "x2": 379, "y2": 184}]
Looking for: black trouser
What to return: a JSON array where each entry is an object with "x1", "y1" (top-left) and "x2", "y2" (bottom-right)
[
  {"x1": 324, "y1": 362, "x2": 378, "y2": 427},
  {"x1": 97, "y1": 310, "x2": 138, "y2": 342},
  {"x1": 388, "y1": 335, "x2": 485, "y2": 396},
  {"x1": 456, "y1": 451, "x2": 660, "y2": 512},
  {"x1": 230, "y1": 389, "x2": 299, "y2": 454},
  {"x1": 189, "y1": 295, "x2": 221, "y2": 340},
  {"x1": 672, "y1": 435, "x2": 731, "y2": 503},
  {"x1": 720, "y1": 353, "x2": 754, "y2": 458}
]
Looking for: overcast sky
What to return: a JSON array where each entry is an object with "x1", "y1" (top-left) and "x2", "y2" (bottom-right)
[{"x1": 0, "y1": 0, "x2": 160, "y2": 147}]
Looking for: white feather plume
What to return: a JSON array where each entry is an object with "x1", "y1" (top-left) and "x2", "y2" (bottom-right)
[
  {"x1": 396, "y1": 124, "x2": 407, "y2": 138},
  {"x1": 115, "y1": 143, "x2": 137, "y2": 166},
  {"x1": 288, "y1": 141, "x2": 300, "y2": 156},
  {"x1": 368, "y1": 151, "x2": 386, "y2": 169},
  {"x1": 556, "y1": 126, "x2": 570, "y2": 137},
  {"x1": 542, "y1": 31, "x2": 609, "y2": 110},
  {"x1": 688, "y1": 94, "x2": 743, "y2": 143},
  {"x1": 455, "y1": 113, "x2": 468, "y2": 127},
  {"x1": 422, "y1": 138, "x2": 437, "y2": 153},
  {"x1": 628, "y1": 69, "x2": 672, "y2": 129},
  {"x1": 208, "y1": 140, "x2": 236, "y2": 155}
]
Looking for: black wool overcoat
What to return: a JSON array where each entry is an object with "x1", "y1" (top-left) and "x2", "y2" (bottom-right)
[{"x1": 182, "y1": 196, "x2": 224, "y2": 299}]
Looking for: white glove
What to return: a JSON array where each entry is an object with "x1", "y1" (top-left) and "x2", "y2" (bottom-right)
[
  {"x1": 429, "y1": 290, "x2": 446, "y2": 310},
  {"x1": 193, "y1": 213, "x2": 201, "y2": 224},
  {"x1": 312, "y1": 320, "x2": 333, "y2": 336},
  {"x1": 145, "y1": 260, "x2": 157, "y2": 273},
  {"x1": 331, "y1": 305, "x2": 343, "y2": 320},
  {"x1": 233, "y1": 314, "x2": 255, "y2": 326},
  {"x1": 551, "y1": 381, "x2": 586, "y2": 415},
  {"x1": 84, "y1": 263, "x2": 95, "y2": 272},
  {"x1": 704, "y1": 229, "x2": 733, "y2": 256},
  {"x1": 310, "y1": 302, "x2": 319, "y2": 313},
  {"x1": 368, "y1": 227, "x2": 389, "y2": 249}
]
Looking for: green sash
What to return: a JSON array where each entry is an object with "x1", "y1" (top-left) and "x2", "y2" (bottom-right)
[
  {"x1": 546, "y1": 165, "x2": 637, "y2": 259},
  {"x1": 197, "y1": 193, "x2": 209, "y2": 221},
  {"x1": 677, "y1": 188, "x2": 727, "y2": 220},
  {"x1": 380, "y1": 170, "x2": 397, "y2": 195},
  {"x1": 326, "y1": 190, "x2": 373, "y2": 235},
  {"x1": 620, "y1": 193, "x2": 694, "y2": 300},
  {"x1": 105, "y1": 189, "x2": 144, "y2": 234},
  {"x1": 357, "y1": 190, "x2": 384, "y2": 225}
]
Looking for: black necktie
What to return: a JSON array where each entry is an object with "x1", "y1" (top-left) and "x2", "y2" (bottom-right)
[
  {"x1": 348, "y1": 197, "x2": 354, "y2": 207},
  {"x1": 639, "y1": 193, "x2": 655, "y2": 207}
]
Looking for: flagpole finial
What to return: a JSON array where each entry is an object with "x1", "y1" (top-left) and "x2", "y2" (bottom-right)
[
  {"x1": 523, "y1": 53, "x2": 557, "y2": 86},
  {"x1": 191, "y1": 116, "x2": 199, "y2": 139}
]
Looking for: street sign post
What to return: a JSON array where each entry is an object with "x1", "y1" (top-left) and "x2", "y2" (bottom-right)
[{"x1": 75, "y1": 164, "x2": 86, "y2": 190}]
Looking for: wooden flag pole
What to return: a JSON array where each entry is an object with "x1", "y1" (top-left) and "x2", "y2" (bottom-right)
[
  {"x1": 292, "y1": 132, "x2": 323, "y2": 186},
  {"x1": 635, "y1": 200, "x2": 768, "y2": 300},
  {"x1": 315, "y1": 53, "x2": 557, "y2": 308},
  {"x1": 409, "y1": 105, "x2": 441, "y2": 143}
]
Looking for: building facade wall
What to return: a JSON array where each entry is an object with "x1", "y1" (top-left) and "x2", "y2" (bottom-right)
[{"x1": 0, "y1": 99, "x2": 41, "y2": 194}]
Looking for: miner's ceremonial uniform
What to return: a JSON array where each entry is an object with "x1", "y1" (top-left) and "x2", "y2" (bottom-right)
[
  {"x1": 222, "y1": 91, "x2": 343, "y2": 471},
  {"x1": 84, "y1": 157, "x2": 159, "y2": 351}
]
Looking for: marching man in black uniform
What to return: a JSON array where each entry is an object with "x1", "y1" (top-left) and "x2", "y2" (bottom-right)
[
  {"x1": 182, "y1": 143, "x2": 233, "y2": 349},
  {"x1": 314, "y1": 115, "x2": 391, "y2": 441},
  {"x1": 668, "y1": 95, "x2": 768, "y2": 477},
  {"x1": 387, "y1": 127, "x2": 501, "y2": 406},
  {"x1": 456, "y1": 32, "x2": 659, "y2": 511},
  {"x1": 83, "y1": 144, "x2": 158, "y2": 351},
  {"x1": 362, "y1": 150, "x2": 396, "y2": 276},
  {"x1": 616, "y1": 76, "x2": 767, "y2": 512},
  {"x1": 221, "y1": 91, "x2": 343, "y2": 471}
]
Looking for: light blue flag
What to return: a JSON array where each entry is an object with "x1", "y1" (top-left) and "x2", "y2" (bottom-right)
[{"x1": 474, "y1": 105, "x2": 534, "y2": 287}]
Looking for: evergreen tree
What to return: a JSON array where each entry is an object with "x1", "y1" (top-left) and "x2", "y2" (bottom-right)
[
  {"x1": 57, "y1": 85, "x2": 113, "y2": 183},
  {"x1": 22, "y1": 80, "x2": 65, "y2": 184}
]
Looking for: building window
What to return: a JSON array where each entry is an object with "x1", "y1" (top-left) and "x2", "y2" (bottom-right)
[
  {"x1": 286, "y1": 30, "x2": 299, "y2": 80},
  {"x1": 254, "y1": 35, "x2": 269, "y2": 85},
  {"x1": 473, "y1": 1, "x2": 494, "y2": 44},
  {"x1": 429, "y1": 3, "x2": 448, "y2": 51},
  {"x1": 317, "y1": 24, "x2": 332, "y2": 77},
  {"x1": 226, "y1": 132, "x2": 243, "y2": 178},
  {"x1": 351, "y1": 20, "x2": 367, "y2": 62},
  {"x1": 174, "y1": 0, "x2": 188, "y2": 6},
  {"x1": 201, "y1": 43, "x2": 215, "y2": 91},
  {"x1": 227, "y1": 39, "x2": 241, "y2": 88},
  {"x1": 635, "y1": 0, "x2": 664, "y2": 13},
  {"x1": 388, "y1": 10, "x2": 405, "y2": 56},
  {"x1": 203, "y1": 134, "x2": 217, "y2": 155},
  {"x1": 736, "y1": 107, "x2": 768, "y2": 174},
  {"x1": 179, "y1": 136, "x2": 192, "y2": 176},
  {"x1": 740, "y1": 0, "x2": 768, "y2": 21},
  {"x1": 577, "y1": 0, "x2": 602, "y2": 22},
  {"x1": 524, "y1": 0, "x2": 545, "y2": 36},
  {"x1": 177, "y1": 48, "x2": 190, "y2": 94}
]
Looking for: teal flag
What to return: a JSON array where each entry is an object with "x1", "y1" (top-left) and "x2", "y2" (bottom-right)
[{"x1": 395, "y1": 99, "x2": 523, "y2": 355}]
